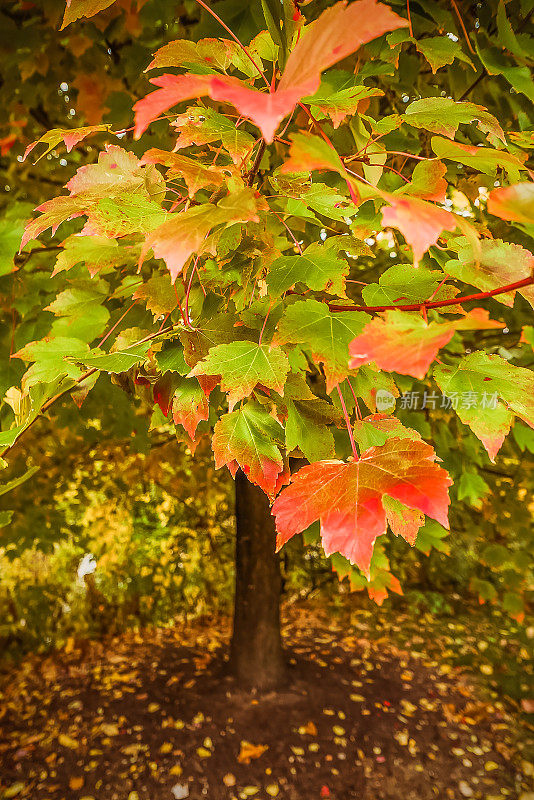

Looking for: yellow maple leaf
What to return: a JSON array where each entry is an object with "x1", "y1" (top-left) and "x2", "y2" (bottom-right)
[
  {"x1": 297, "y1": 721, "x2": 317, "y2": 736},
  {"x1": 237, "y1": 741, "x2": 269, "y2": 764},
  {"x1": 58, "y1": 733, "x2": 79, "y2": 749}
]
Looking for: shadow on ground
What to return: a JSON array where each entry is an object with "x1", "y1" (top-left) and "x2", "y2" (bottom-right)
[{"x1": 0, "y1": 606, "x2": 528, "y2": 800}]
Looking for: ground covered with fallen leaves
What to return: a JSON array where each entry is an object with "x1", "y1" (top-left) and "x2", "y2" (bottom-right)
[{"x1": 1, "y1": 602, "x2": 532, "y2": 800}]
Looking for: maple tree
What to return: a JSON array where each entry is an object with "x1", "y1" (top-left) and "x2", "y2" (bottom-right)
[{"x1": 0, "y1": 0, "x2": 533, "y2": 686}]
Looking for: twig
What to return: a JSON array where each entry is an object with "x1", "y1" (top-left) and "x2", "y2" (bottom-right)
[
  {"x1": 247, "y1": 139, "x2": 266, "y2": 186},
  {"x1": 14, "y1": 245, "x2": 63, "y2": 267},
  {"x1": 406, "y1": 0, "x2": 413, "y2": 38},
  {"x1": 459, "y1": 6, "x2": 533, "y2": 100},
  {"x1": 450, "y1": 0, "x2": 475, "y2": 55},
  {"x1": 258, "y1": 303, "x2": 274, "y2": 346}
]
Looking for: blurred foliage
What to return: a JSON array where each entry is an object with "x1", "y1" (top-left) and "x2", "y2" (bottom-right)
[
  {"x1": 0, "y1": 413, "x2": 234, "y2": 658},
  {"x1": 0, "y1": 391, "x2": 532, "y2": 666}
]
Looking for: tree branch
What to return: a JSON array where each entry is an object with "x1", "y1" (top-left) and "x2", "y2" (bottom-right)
[
  {"x1": 327, "y1": 276, "x2": 534, "y2": 314},
  {"x1": 14, "y1": 245, "x2": 63, "y2": 267}
]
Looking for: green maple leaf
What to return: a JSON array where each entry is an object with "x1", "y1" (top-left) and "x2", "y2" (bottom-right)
[
  {"x1": 0, "y1": 215, "x2": 26, "y2": 276},
  {"x1": 434, "y1": 351, "x2": 534, "y2": 461},
  {"x1": 156, "y1": 342, "x2": 189, "y2": 375},
  {"x1": 89, "y1": 195, "x2": 167, "y2": 239},
  {"x1": 50, "y1": 306, "x2": 110, "y2": 343},
  {"x1": 22, "y1": 125, "x2": 111, "y2": 161},
  {"x1": 212, "y1": 401, "x2": 285, "y2": 495},
  {"x1": 415, "y1": 36, "x2": 475, "y2": 73},
  {"x1": 173, "y1": 106, "x2": 255, "y2": 165},
  {"x1": 21, "y1": 197, "x2": 82, "y2": 249},
  {"x1": 276, "y1": 299, "x2": 369, "y2": 392},
  {"x1": 179, "y1": 313, "x2": 245, "y2": 369},
  {"x1": 304, "y1": 71, "x2": 383, "y2": 128},
  {"x1": 267, "y1": 242, "x2": 349, "y2": 297},
  {"x1": 476, "y1": 43, "x2": 534, "y2": 102},
  {"x1": 46, "y1": 282, "x2": 107, "y2": 317},
  {"x1": 415, "y1": 520, "x2": 450, "y2": 556},
  {"x1": 141, "y1": 150, "x2": 225, "y2": 199},
  {"x1": 75, "y1": 342, "x2": 151, "y2": 373},
  {"x1": 348, "y1": 365, "x2": 398, "y2": 413},
  {"x1": 61, "y1": 0, "x2": 117, "y2": 29},
  {"x1": 330, "y1": 541, "x2": 403, "y2": 604},
  {"x1": 295, "y1": 183, "x2": 358, "y2": 222},
  {"x1": 457, "y1": 471, "x2": 490, "y2": 510},
  {"x1": 445, "y1": 238, "x2": 534, "y2": 309},
  {"x1": 285, "y1": 398, "x2": 339, "y2": 462},
  {"x1": 15, "y1": 337, "x2": 90, "y2": 389},
  {"x1": 431, "y1": 136, "x2": 527, "y2": 182},
  {"x1": 352, "y1": 415, "x2": 421, "y2": 451},
  {"x1": 21, "y1": 146, "x2": 166, "y2": 248},
  {"x1": 190, "y1": 341, "x2": 290, "y2": 409},
  {"x1": 66, "y1": 145, "x2": 165, "y2": 203},
  {"x1": 403, "y1": 97, "x2": 505, "y2": 145},
  {"x1": 143, "y1": 189, "x2": 258, "y2": 282},
  {"x1": 133, "y1": 273, "x2": 179, "y2": 317},
  {"x1": 52, "y1": 235, "x2": 130, "y2": 278},
  {"x1": 147, "y1": 37, "x2": 245, "y2": 73},
  {"x1": 361, "y1": 264, "x2": 456, "y2": 307}
]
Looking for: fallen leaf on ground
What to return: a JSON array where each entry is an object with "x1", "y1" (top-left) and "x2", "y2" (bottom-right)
[{"x1": 237, "y1": 741, "x2": 269, "y2": 764}]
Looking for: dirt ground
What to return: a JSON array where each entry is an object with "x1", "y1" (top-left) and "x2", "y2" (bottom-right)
[{"x1": 0, "y1": 605, "x2": 531, "y2": 800}]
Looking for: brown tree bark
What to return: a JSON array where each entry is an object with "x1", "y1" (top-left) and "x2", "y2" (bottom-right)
[{"x1": 229, "y1": 470, "x2": 286, "y2": 690}]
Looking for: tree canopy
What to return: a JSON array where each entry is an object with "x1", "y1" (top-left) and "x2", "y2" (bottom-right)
[{"x1": 0, "y1": 0, "x2": 533, "y2": 615}]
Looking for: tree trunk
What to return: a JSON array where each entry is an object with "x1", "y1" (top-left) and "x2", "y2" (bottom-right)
[{"x1": 230, "y1": 470, "x2": 286, "y2": 690}]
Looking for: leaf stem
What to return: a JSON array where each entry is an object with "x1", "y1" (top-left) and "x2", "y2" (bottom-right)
[
  {"x1": 270, "y1": 210, "x2": 303, "y2": 254},
  {"x1": 406, "y1": 0, "x2": 413, "y2": 38},
  {"x1": 297, "y1": 103, "x2": 363, "y2": 203},
  {"x1": 184, "y1": 254, "x2": 201, "y2": 326},
  {"x1": 14, "y1": 244, "x2": 63, "y2": 267},
  {"x1": 336, "y1": 384, "x2": 358, "y2": 460},
  {"x1": 258, "y1": 302, "x2": 274, "y2": 346},
  {"x1": 450, "y1": 0, "x2": 476, "y2": 54},
  {"x1": 96, "y1": 301, "x2": 137, "y2": 349},
  {"x1": 346, "y1": 378, "x2": 362, "y2": 420},
  {"x1": 173, "y1": 283, "x2": 189, "y2": 327}
]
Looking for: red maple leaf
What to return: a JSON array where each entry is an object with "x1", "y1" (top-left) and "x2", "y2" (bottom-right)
[
  {"x1": 487, "y1": 182, "x2": 534, "y2": 225},
  {"x1": 134, "y1": 0, "x2": 406, "y2": 143},
  {"x1": 172, "y1": 379, "x2": 210, "y2": 439},
  {"x1": 272, "y1": 438, "x2": 451, "y2": 574},
  {"x1": 381, "y1": 194, "x2": 457, "y2": 265},
  {"x1": 211, "y1": 402, "x2": 287, "y2": 495},
  {"x1": 348, "y1": 309, "x2": 503, "y2": 379}
]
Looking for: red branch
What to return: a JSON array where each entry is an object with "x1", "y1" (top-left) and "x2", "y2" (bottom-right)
[{"x1": 327, "y1": 276, "x2": 534, "y2": 314}]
